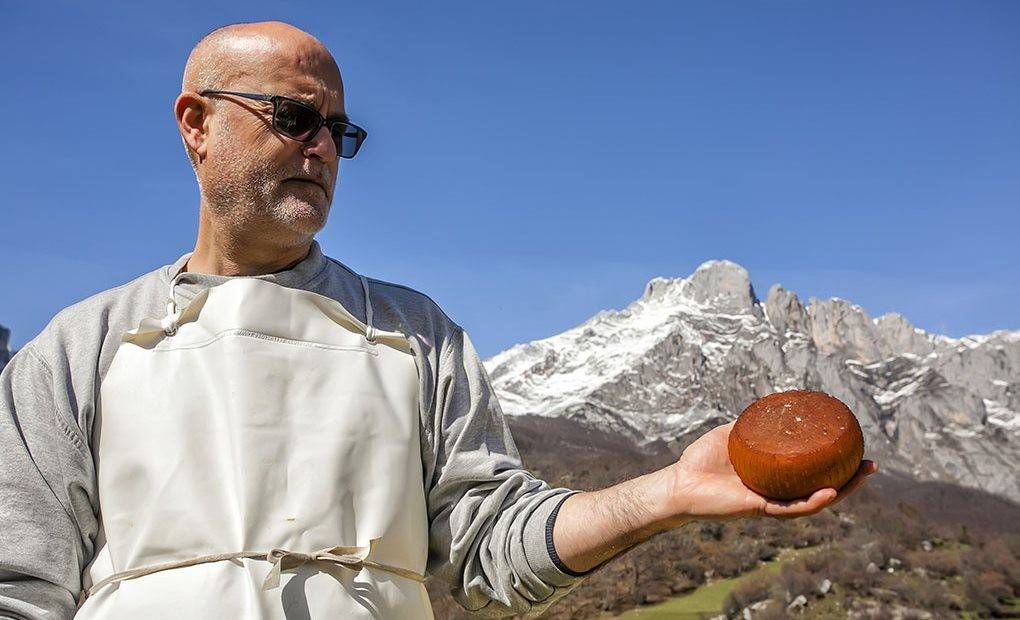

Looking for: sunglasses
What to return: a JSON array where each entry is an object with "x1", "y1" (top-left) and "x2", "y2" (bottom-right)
[{"x1": 199, "y1": 90, "x2": 368, "y2": 159}]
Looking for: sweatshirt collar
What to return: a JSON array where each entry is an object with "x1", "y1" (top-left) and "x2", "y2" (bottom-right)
[{"x1": 160, "y1": 240, "x2": 329, "y2": 302}]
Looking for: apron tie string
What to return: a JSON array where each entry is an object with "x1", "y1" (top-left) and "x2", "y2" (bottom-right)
[
  {"x1": 80, "y1": 538, "x2": 425, "y2": 604},
  {"x1": 262, "y1": 542, "x2": 371, "y2": 590}
]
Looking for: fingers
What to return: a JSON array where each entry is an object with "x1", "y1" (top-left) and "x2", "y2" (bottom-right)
[
  {"x1": 830, "y1": 459, "x2": 878, "y2": 506},
  {"x1": 764, "y1": 487, "x2": 836, "y2": 519},
  {"x1": 762, "y1": 461, "x2": 879, "y2": 519}
]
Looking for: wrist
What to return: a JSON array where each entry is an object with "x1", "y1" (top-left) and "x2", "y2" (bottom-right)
[
  {"x1": 551, "y1": 467, "x2": 691, "y2": 574},
  {"x1": 646, "y1": 463, "x2": 694, "y2": 531}
]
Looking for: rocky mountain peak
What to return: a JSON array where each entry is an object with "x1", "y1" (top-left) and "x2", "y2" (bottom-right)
[
  {"x1": 642, "y1": 259, "x2": 760, "y2": 316},
  {"x1": 687, "y1": 259, "x2": 760, "y2": 313},
  {"x1": 873, "y1": 312, "x2": 936, "y2": 359},
  {"x1": 764, "y1": 284, "x2": 808, "y2": 335},
  {"x1": 806, "y1": 297, "x2": 884, "y2": 359}
]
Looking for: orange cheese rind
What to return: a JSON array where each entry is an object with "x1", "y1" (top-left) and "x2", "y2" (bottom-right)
[{"x1": 727, "y1": 390, "x2": 865, "y2": 500}]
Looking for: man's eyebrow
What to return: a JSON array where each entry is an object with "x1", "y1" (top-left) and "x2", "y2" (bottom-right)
[{"x1": 289, "y1": 93, "x2": 348, "y2": 121}]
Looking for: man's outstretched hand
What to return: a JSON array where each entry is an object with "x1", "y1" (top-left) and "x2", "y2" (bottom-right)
[
  {"x1": 551, "y1": 420, "x2": 878, "y2": 574},
  {"x1": 666, "y1": 420, "x2": 878, "y2": 521}
]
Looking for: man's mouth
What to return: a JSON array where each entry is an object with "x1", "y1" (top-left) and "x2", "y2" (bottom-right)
[{"x1": 285, "y1": 177, "x2": 327, "y2": 194}]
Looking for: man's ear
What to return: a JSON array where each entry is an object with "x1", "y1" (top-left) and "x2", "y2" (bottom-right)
[{"x1": 175, "y1": 92, "x2": 210, "y2": 163}]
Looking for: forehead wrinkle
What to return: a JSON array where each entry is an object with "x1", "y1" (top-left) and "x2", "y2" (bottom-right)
[
  {"x1": 278, "y1": 48, "x2": 343, "y2": 108},
  {"x1": 280, "y1": 77, "x2": 344, "y2": 117}
]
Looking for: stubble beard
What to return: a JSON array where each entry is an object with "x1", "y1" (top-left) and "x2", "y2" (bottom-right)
[{"x1": 203, "y1": 121, "x2": 330, "y2": 238}]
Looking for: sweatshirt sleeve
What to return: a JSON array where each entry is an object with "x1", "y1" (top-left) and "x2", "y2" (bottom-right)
[
  {"x1": 423, "y1": 326, "x2": 597, "y2": 618},
  {"x1": 0, "y1": 346, "x2": 97, "y2": 619}
]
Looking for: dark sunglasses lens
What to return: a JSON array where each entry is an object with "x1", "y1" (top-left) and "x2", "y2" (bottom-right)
[
  {"x1": 274, "y1": 100, "x2": 320, "y2": 140},
  {"x1": 331, "y1": 124, "x2": 365, "y2": 158}
]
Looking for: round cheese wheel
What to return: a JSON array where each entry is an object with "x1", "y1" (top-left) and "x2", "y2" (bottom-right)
[{"x1": 727, "y1": 390, "x2": 865, "y2": 501}]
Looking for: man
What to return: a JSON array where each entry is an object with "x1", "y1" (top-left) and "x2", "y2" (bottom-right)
[{"x1": 0, "y1": 20, "x2": 876, "y2": 619}]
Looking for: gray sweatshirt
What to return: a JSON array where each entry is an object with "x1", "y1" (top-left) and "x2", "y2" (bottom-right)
[{"x1": 0, "y1": 240, "x2": 594, "y2": 619}]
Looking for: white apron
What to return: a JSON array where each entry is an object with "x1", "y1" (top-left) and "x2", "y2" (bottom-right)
[{"x1": 75, "y1": 259, "x2": 434, "y2": 619}]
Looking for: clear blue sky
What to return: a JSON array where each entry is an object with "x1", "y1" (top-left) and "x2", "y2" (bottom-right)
[{"x1": 2, "y1": 1, "x2": 1018, "y2": 358}]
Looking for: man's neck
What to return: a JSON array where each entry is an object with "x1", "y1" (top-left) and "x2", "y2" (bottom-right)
[{"x1": 187, "y1": 223, "x2": 314, "y2": 277}]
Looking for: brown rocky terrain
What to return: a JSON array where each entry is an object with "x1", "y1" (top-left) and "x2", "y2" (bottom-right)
[{"x1": 427, "y1": 414, "x2": 1020, "y2": 618}]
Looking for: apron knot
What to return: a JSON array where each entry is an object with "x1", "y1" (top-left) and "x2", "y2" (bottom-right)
[
  {"x1": 160, "y1": 300, "x2": 183, "y2": 336},
  {"x1": 261, "y1": 543, "x2": 372, "y2": 590}
]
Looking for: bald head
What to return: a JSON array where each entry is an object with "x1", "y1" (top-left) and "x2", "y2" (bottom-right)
[
  {"x1": 182, "y1": 21, "x2": 340, "y2": 95},
  {"x1": 179, "y1": 21, "x2": 344, "y2": 170}
]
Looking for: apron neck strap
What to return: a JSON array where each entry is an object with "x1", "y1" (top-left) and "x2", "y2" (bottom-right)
[
  {"x1": 358, "y1": 274, "x2": 376, "y2": 343},
  {"x1": 162, "y1": 256, "x2": 191, "y2": 336}
]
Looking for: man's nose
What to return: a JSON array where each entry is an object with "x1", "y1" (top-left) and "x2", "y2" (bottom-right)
[{"x1": 302, "y1": 125, "x2": 337, "y2": 162}]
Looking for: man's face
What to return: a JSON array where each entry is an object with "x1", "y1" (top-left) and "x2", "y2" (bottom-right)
[{"x1": 201, "y1": 56, "x2": 345, "y2": 238}]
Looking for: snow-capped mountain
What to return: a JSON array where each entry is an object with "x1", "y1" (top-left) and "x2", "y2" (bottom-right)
[{"x1": 483, "y1": 260, "x2": 1020, "y2": 502}]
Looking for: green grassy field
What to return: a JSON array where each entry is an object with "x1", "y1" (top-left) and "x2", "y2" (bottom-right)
[
  {"x1": 610, "y1": 547, "x2": 811, "y2": 620},
  {"x1": 609, "y1": 543, "x2": 1017, "y2": 619}
]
